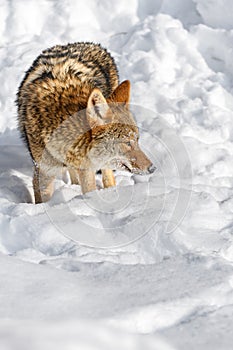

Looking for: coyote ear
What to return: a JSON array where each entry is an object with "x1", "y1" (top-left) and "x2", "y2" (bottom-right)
[
  {"x1": 111, "y1": 80, "x2": 131, "y2": 106},
  {"x1": 87, "y1": 88, "x2": 110, "y2": 128}
]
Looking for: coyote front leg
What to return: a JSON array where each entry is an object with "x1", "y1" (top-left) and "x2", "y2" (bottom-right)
[
  {"x1": 101, "y1": 169, "x2": 116, "y2": 188},
  {"x1": 78, "y1": 169, "x2": 96, "y2": 194},
  {"x1": 69, "y1": 168, "x2": 80, "y2": 185},
  {"x1": 33, "y1": 166, "x2": 55, "y2": 203}
]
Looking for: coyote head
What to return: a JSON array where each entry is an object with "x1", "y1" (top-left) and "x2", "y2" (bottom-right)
[{"x1": 86, "y1": 80, "x2": 155, "y2": 175}]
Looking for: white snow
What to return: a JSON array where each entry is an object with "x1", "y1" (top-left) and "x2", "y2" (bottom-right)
[{"x1": 1, "y1": 0, "x2": 233, "y2": 349}]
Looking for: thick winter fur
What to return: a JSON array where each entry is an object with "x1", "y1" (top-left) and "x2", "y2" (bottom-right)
[{"x1": 17, "y1": 42, "x2": 154, "y2": 203}]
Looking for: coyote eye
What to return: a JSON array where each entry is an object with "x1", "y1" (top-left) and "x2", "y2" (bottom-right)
[{"x1": 125, "y1": 141, "x2": 132, "y2": 148}]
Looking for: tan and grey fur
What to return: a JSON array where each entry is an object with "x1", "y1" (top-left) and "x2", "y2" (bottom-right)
[{"x1": 17, "y1": 42, "x2": 154, "y2": 203}]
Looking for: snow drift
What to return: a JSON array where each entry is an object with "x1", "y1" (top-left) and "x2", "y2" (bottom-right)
[{"x1": 0, "y1": 0, "x2": 233, "y2": 349}]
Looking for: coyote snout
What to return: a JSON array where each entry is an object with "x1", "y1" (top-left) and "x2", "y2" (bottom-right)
[
  {"x1": 105, "y1": 135, "x2": 155, "y2": 175},
  {"x1": 120, "y1": 147, "x2": 155, "y2": 175}
]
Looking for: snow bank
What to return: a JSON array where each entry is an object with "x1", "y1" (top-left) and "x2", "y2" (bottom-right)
[{"x1": 194, "y1": 0, "x2": 233, "y2": 30}]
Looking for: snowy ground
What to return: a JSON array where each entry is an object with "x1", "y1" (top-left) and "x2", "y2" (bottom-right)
[{"x1": 1, "y1": 0, "x2": 233, "y2": 349}]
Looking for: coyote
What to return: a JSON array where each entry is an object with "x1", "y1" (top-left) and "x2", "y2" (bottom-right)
[{"x1": 17, "y1": 42, "x2": 155, "y2": 203}]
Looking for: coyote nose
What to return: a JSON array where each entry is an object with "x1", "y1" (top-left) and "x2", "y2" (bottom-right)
[{"x1": 148, "y1": 164, "x2": 156, "y2": 174}]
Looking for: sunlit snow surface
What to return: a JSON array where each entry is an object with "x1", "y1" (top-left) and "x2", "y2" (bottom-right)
[{"x1": 1, "y1": 0, "x2": 233, "y2": 349}]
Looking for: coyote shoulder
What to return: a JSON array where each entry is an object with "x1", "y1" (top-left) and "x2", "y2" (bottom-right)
[{"x1": 17, "y1": 42, "x2": 154, "y2": 203}]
